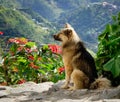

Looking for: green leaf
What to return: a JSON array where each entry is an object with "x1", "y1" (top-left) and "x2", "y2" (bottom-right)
[
  {"x1": 17, "y1": 56, "x2": 27, "y2": 63},
  {"x1": 98, "y1": 24, "x2": 111, "y2": 41},
  {"x1": 38, "y1": 69, "x2": 46, "y2": 75},
  {"x1": 112, "y1": 15, "x2": 117, "y2": 22},
  {"x1": 10, "y1": 43, "x2": 17, "y2": 53},
  {"x1": 42, "y1": 44, "x2": 48, "y2": 50},
  {"x1": 26, "y1": 42, "x2": 36, "y2": 47},
  {"x1": 107, "y1": 37, "x2": 120, "y2": 46},
  {"x1": 0, "y1": 66, "x2": 4, "y2": 73},
  {"x1": 103, "y1": 55, "x2": 120, "y2": 78}
]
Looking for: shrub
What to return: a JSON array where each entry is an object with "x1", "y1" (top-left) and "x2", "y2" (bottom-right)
[
  {"x1": 96, "y1": 13, "x2": 120, "y2": 86},
  {"x1": 0, "y1": 37, "x2": 64, "y2": 85}
]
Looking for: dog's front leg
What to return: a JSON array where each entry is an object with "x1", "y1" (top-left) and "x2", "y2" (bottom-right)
[{"x1": 61, "y1": 67, "x2": 72, "y2": 89}]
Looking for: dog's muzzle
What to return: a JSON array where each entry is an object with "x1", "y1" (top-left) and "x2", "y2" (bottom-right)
[{"x1": 53, "y1": 34, "x2": 62, "y2": 41}]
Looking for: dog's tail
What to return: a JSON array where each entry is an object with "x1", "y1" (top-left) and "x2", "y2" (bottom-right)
[{"x1": 90, "y1": 76, "x2": 111, "y2": 89}]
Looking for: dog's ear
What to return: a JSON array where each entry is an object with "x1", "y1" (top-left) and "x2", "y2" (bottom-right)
[{"x1": 64, "y1": 23, "x2": 72, "y2": 28}]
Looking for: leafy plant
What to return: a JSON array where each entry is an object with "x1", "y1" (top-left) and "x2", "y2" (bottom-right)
[
  {"x1": 0, "y1": 37, "x2": 64, "y2": 85},
  {"x1": 96, "y1": 12, "x2": 120, "y2": 86}
]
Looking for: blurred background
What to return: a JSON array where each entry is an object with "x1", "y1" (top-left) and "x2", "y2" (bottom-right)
[{"x1": 0, "y1": 0, "x2": 120, "y2": 52}]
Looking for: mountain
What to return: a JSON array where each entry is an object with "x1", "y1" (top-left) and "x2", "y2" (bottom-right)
[
  {"x1": 0, "y1": 6, "x2": 54, "y2": 42},
  {"x1": 58, "y1": 1, "x2": 120, "y2": 41},
  {"x1": 16, "y1": 0, "x2": 91, "y2": 21},
  {"x1": 0, "y1": 0, "x2": 57, "y2": 46},
  {"x1": 15, "y1": 0, "x2": 120, "y2": 51},
  {"x1": 0, "y1": 0, "x2": 120, "y2": 52}
]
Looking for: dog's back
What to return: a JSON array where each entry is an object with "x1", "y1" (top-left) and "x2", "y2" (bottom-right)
[{"x1": 72, "y1": 41, "x2": 98, "y2": 84}]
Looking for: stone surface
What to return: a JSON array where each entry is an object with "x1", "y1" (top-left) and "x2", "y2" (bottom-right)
[{"x1": 0, "y1": 81, "x2": 119, "y2": 102}]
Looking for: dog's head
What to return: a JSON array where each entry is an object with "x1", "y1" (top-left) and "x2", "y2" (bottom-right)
[
  {"x1": 53, "y1": 28, "x2": 72, "y2": 42},
  {"x1": 53, "y1": 23, "x2": 80, "y2": 43}
]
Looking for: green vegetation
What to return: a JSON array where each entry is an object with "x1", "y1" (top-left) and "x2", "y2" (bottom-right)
[
  {"x1": 0, "y1": 37, "x2": 64, "y2": 85},
  {"x1": 0, "y1": 0, "x2": 20, "y2": 8},
  {"x1": 0, "y1": 6, "x2": 53, "y2": 42},
  {"x1": 96, "y1": 12, "x2": 120, "y2": 86}
]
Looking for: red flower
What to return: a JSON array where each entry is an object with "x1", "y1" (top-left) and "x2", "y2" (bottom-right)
[
  {"x1": 33, "y1": 65, "x2": 39, "y2": 69},
  {"x1": 25, "y1": 47, "x2": 38, "y2": 53},
  {"x1": 28, "y1": 55, "x2": 34, "y2": 60},
  {"x1": 8, "y1": 38, "x2": 19, "y2": 44},
  {"x1": 38, "y1": 57, "x2": 42, "y2": 60},
  {"x1": 25, "y1": 48, "x2": 32, "y2": 53},
  {"x1": 58, "y1": 67, "x2": 65, "y2": 74},
  {"x1": 17, "y1": 46, "x2": 24, "y2": 51},
  {"x1": 0, "y1": 31, "x2": 3, "y2": 35},
  {"x1": 17, "y1": 79, "x2": 26, "y2": 84},
  {"x1": 8, "y1": 37, "x2": 28, "y2": 45},
  {"x1": 29, "y1": 62, "x2": 39, "y2": 69},
  {"x1": 48, "y1": 44, "x2": 62, "y2": 54}
]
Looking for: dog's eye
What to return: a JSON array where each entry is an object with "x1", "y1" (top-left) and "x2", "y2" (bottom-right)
[{"x1": 64, "y1": 29, "x2": 72, "y2": 37}]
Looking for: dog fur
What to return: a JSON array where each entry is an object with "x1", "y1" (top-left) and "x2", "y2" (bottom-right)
[{"x1": 53, "y1": 23, "x2": 111, "y2": 90}]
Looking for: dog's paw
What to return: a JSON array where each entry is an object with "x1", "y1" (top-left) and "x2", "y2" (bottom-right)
[
  {"x1": 68, "y1": 86, "x2": 75, "y2": 91},
  {"x1": 61, "y1": 84, "x2": 69, "y2": 89}
]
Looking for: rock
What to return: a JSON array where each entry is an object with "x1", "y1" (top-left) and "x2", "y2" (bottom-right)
[
  {"x1": 8, "y1": 81, "x2": 53, "y2": 94},
  {"x1": 0, "y1": 81, "x2": 119, "y2": 102},
  {"x1": 0, "y1": 86, "x2": 9, "y2": 98}
]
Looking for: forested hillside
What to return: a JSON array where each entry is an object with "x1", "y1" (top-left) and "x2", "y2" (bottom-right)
[{"x1": 0, "y1": 0, "x2": 120, "y2": 51}]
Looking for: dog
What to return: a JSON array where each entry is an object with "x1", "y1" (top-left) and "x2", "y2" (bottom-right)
[{"x1": 53, "y1": 23, "x2": 111, "y2": 90}]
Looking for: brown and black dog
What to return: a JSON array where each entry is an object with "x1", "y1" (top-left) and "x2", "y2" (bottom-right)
[{"x1": 53, "y1": 23, "x2": 111, "y2": 90}]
